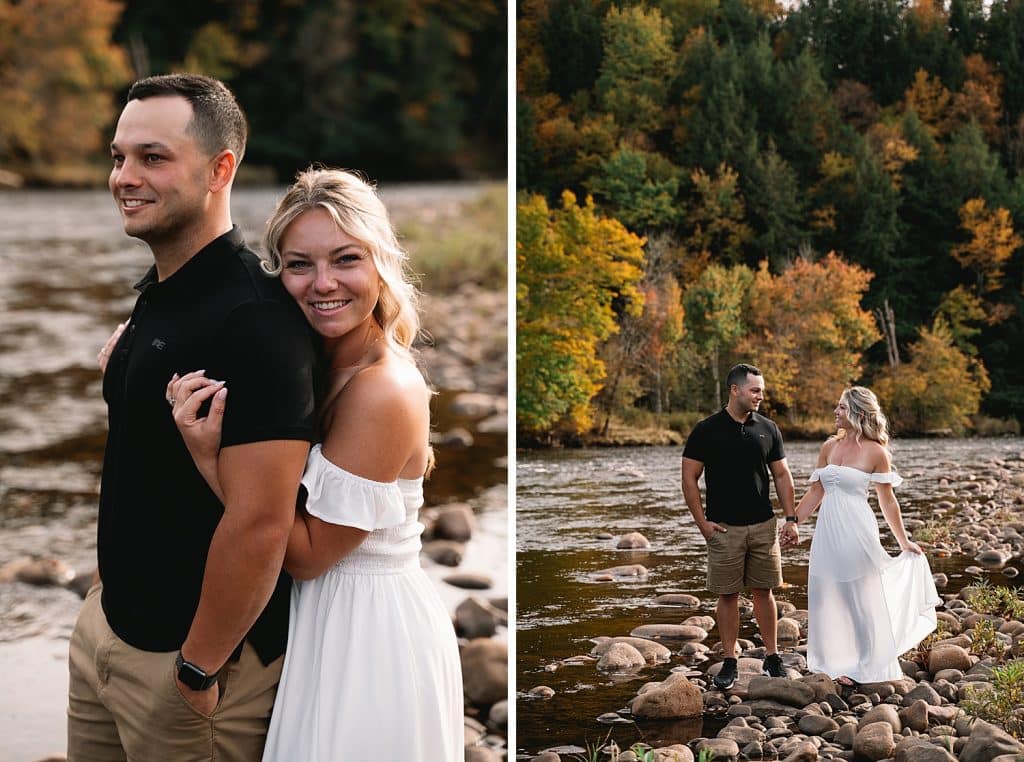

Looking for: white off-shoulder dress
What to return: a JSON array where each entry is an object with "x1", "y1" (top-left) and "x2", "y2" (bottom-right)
[
  {"x1": 805, "y1": 464, "x2": 940, "y2": 683},
  {"x1": 262, "y1": 445, "x2": 463, "y2": 761}
]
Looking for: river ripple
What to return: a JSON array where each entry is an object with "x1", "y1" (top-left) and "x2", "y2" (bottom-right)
[{"x1": 515, "y1": 437, "x2": 1024, "y2": 757}]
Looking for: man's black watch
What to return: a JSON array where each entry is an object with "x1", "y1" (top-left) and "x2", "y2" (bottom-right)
[
  {"x1": 175, "y1": 652, "x2": 221, "y2": 691},
  {"x1": 784, "y1": 516, "x2": 798, "y2": 523}
]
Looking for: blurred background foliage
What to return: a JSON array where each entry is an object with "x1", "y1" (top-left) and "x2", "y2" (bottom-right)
[
  {"x1": 517, "y1": 0, "x2": 1024, "y2": 442},
  {"x1": 0, "y1": 0, "x2": 506, "y2": 184}
]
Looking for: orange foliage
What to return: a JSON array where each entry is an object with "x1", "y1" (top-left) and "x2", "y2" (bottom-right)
[
  {"x1": 740, "y1": 253, "x2": 880, "y2": 421},
  {"x1": 951, "y1": 197, "x2": 1023, "y2": 294},
  {"x1": 0, "y1": 0, "x2": 130, "y2": 164},
  {"x1": 903, "y1": 68, "x2": 952, "y2": 138}
]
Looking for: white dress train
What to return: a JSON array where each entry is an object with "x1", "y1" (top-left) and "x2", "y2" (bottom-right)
[
  {"x1": 806, "y1": 464, "x2": 940, "y2": 683},
  {"x1": 262, "y1": 445, "x2": 464, "y2": 761}
]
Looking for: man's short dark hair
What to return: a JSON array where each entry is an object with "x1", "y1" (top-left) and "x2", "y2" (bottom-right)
[
  {"x1": 127, "y1": 74, "x2": 247, "y2": 162},
  {"x1": 727, "y1": 363, "x2": 762, "y2": 390}
]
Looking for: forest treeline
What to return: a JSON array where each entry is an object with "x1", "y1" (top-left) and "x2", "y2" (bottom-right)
[
  {"x1": 0, "y1": 0, "x2": 505, "y2": 184},
  {"x1": 517, "y1": 0, "x2": 1024, "y2": 443}
]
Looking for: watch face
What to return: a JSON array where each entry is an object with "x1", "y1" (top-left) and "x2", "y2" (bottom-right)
[{"x1": 177, "y1": 655, "x2": 210, "y2": 690}]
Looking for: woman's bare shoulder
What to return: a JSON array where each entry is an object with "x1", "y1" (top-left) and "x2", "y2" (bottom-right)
[{"x1": 325, "y1": 356, "x2": 429, "y2": 436}]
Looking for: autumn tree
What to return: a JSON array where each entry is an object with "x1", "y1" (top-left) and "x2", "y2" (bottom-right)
[
  {"x1": 517, "y1": 191, "x2": 646, "y2": 438},
  {"x1": 685, "y1": 163, "x2": 754, "y2": 267},
  {"x1": 874, "y1": 317, "x2": 991, "y2": 434},
  {"x1": 741, "y1": 253, "x2": 880, "y2": 423},
  {"x1": 950, "y1": 54, "x2": 1003, "y2": 144},
  {"x1": 951, "y1": 197, "x2": 1023, "y2": 296},
  {"x1": 903, "y1": 69, "x2": 952, "y2": 139},
  {"x1": 595, "y1": 4, "x2": 676, "y2": 136},
  {"x1": 682, "y1": 262, "x2": 754, "y2": 409},
  {"x1": 0, "y1": 0, "x2": 129, "y2": 173}
]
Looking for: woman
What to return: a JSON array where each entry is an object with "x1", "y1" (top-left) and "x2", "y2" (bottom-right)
[
  {"x1": 784, "y1": 386, "x2": 940, "y2": 686},
  {"x1": 165, "y1": 168, "x2": 463, "y2": 760}
]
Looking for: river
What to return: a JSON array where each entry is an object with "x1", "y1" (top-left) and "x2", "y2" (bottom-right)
[{"x1": 515, "y1": 436, "x2": 1024, "y2": 757}]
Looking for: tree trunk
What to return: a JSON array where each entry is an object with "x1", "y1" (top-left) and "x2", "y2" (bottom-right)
[{"x1": 711, "y1": 344, "x2": 721, "y2": 409}]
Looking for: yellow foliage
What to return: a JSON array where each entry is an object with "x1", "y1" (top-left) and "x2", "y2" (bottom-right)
[
  {"x1": 951, "y1": 198, "x2": 1023, "y2": 293},
  {"x1": 0, "y1": 0, "x2": 130, "y2": 164},
  {"x1": 874, "y1": 317, "x2": 991, "y2": 434},
  {"x1": 903, "y1": 68, "x2": 952, "y2": 138},
  {"x1": 951, "y1": 54, "x2": 1004, "y2": 144},
  {"x1": 868, "y1": 122, "x2": 920, "y2": 190},
  {"x1": 517, "y1": 191, "x2": 646, "y2": 436}
]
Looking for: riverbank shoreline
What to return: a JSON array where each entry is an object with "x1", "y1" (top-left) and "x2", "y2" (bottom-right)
[
  {"x1": 518, "y1": 445, "x2": 1024, "y2": 760},
  {"x1": 518, "y1": 421, "x2": 1023, "y2": 450}
]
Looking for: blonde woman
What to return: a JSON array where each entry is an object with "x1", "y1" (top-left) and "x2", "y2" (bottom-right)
[
  {"x1": 166, "y1": 168, "x2": 462, "y2": 760},
  {"x1": 781, "y1": 386, "x2": 939, "y2": 686}
]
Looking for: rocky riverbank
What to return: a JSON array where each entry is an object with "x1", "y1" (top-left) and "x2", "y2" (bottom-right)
[
  {"x1": 523, "y1": 451, "x2": 1024, "y2": 761},
  {"x1": 0, "y1": 284, "x2": 508, "y2": 762}
]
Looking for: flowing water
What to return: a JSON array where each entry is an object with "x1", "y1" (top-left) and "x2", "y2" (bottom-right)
[
  {"x1": 0, "y1": 185, "x2": 506, "y2": 642},
  {"x1": 515, "y1": 436, "x2": 1024, "y2": 757}
]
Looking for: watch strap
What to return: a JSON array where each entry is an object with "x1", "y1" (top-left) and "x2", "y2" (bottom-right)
[
  {"x1": 784, "y1": 516, "x2": 798, "y2": 523},
  {"x1": 175, "y1": 651, "x2": 220, "y2": 691}
]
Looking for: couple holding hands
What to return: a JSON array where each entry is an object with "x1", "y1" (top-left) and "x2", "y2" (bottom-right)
[{"x1": 682, "y1": 364, "x2": 941, "y2": 691}]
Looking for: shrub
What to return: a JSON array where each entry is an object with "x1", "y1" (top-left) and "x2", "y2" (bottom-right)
[{"x1": 961, "y1": 659, "x2": 1024, "y2": 739}]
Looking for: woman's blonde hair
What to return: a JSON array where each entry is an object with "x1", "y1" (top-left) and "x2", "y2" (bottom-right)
[
  {"x1": 840, "y1": 385, "x2": 890, "y2": 447},
  {"x1": 261, "y1": 167, "x2": 421, "y2": 358}
]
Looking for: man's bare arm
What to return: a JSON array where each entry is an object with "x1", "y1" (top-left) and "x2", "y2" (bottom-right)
[
  {"x1": 180, "y1": 439, "x2": 309, "y2": 673},
  {"x1": 770, "y1": 457, "x2": 798, "y2": 546}
]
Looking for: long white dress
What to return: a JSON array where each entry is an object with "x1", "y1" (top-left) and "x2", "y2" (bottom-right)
[
  {"x1": 806, "y1": 464, "x2": 940, "y2": 683},
  {"x1": 262, "y1": 444, "x2": 464, "y2": 761}
]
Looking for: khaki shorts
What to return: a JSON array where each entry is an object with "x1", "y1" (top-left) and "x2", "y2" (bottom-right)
[
  {"x1": 706, "y1": 517, "x2": 782, "y2": 594},
  {"x1": 68, "y1": 583, "x2": 283, "y2": 762}
]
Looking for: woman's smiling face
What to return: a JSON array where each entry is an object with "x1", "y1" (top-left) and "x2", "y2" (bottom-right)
[{"x1": 278, "y1": 208, "x2": 381, "y2": 339}]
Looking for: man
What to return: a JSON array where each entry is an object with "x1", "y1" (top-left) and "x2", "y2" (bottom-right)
[
  {"x1": 681, "y1": 363, "x2": 797, "y2": 690},
  {"x1": 68, "y1": 74, "x2": 318, "y2": 760}
]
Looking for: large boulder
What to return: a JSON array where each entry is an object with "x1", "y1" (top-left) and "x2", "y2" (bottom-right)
[
  {"x1": 776, "y1": 617, "x2": 801, "y2": 642},
  {"x1": 590, "y1": 636, "x2": 671, "y2": 664},
  {"x1": 597, "y1": 642, "x2": 646, "y2": 671},
  {"x1": 858, "y1": 703, "x2": 902, "y2": 733},
  {"x1": 853, "y1": 721, "x2": 897, "y2": 761},
  {"x1": 959, "y1": 719, "x2": 1024, "y2": 762},
  {"x1": 630, "y1": 624, "x2": 707, "y2": 642},
  {"x1": 799, "y1": 673, "x2": 838, "y2": 702},
  {"x1": 433, "y1": 504, "x2": 476, "y2": 541},
  {"x1": 461, "y1": 639, "x2": 507, "y2": 705},
  {"x1": 455, "y1": 596, "x2": 502, "y2": 638},
  {"x1": 797, "y1": 714, "x2": 839, "y2": 735},
  {"x1": 898, "y1": 699, "x2": 930, "y2": 732},
  {"x1": 693, "y1": 738, "x2": 740, "y2": 760},
  {"x1": 747, "y1": 676, "x2": 816, "y2": 707},
  {"x1": 617, "y1": 532, "x2": 651, "y2": 549},
  {"x1": 779, "y1": 741, "x2": 820, "y2": 762},
  {"x1": 894, "y1": 737, "x2": 957, "y2": 762},
  {"x1": 631, "y1": 674, "x2": 702, "y2": 719},
  {"x1": 929, "y1": 644, "x2": 972, "y2": 673}
]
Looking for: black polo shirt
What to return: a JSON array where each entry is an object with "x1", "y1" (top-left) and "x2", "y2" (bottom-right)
[
  {"x1": 682, "y1": 408, "x2": 785, "y2": 525},
  {"x1": 98, "y1": 227, "x2": 318, "y2": 664}
]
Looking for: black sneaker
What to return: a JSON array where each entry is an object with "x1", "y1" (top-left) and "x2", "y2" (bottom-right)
[
  {"x1": 762, "y1": 652, "x2": 786, "y2": 678},
  {"x1": 713, "y1": 657, "x2": 738, "y2": 690}
]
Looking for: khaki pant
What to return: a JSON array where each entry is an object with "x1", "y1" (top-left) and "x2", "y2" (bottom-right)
[
  {"x1": 67, "y1": 585, "x2": 283, "y2": 761},
  {"x1": 706, "y1": 516, "x2": 782, "y2": 594}
]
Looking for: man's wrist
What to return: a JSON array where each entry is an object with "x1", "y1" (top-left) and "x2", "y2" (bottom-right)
[
  {"x1": 175, "y1": 651, "x2": 222, "y2": 691},
  {"x1": 784, "y1": 515, "x2": 798, "y2": 524}
]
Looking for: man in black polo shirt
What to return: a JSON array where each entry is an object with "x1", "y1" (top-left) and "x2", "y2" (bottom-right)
[
  {"x1": 68, "y1": 75, "x2": 317, "y2": 760},
  {"x1": 681, "y1": 363, "x2": 798, "y2": 690}
]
